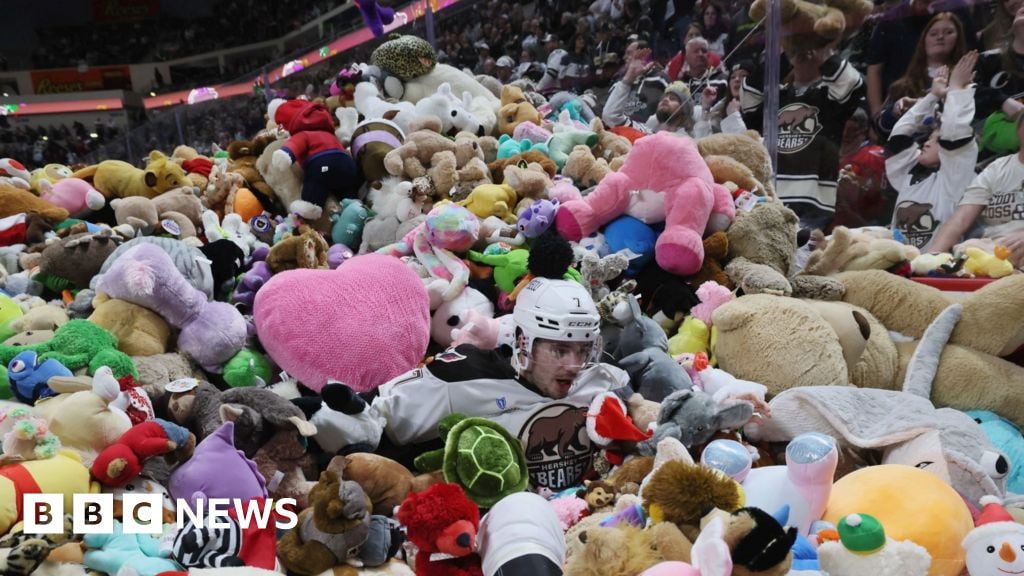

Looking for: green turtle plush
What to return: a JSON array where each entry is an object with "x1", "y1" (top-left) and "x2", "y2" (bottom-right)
[
  {"x1": 0, "y1": 319, "x2": 136, "y2": 379},
  {"x1": 414, "y1": 413, "x2": 528, "y2": 508}
]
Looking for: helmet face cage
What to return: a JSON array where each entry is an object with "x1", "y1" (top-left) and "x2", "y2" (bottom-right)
[{"x1": 510, "y1": 278, "x2": 601, "y2": 375}]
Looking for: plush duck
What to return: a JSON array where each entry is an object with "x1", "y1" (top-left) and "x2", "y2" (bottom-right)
[{"x1": 963, "y1": 497, "x2": 1024, "y2": 576}]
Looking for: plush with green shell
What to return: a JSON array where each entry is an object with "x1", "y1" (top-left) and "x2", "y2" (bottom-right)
[
  {"x1": 0, "y1": 319, "x2": 137, "y2": 381},
  {"x1": 414, "y1": 413, "x2": 528, "y2": 508}
]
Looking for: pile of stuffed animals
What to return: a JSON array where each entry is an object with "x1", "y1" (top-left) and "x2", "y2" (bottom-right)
[{"x1": 1, "y1": 8, "x2": 1024, "y2": 575}]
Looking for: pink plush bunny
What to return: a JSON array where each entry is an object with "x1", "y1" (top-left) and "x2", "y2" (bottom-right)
[
  {"x1": 640, "y1": 516, "x2": 733, "y2": 576},
  {"x1": 555, "y1": 132, "x2": 735, "y2": 276}
]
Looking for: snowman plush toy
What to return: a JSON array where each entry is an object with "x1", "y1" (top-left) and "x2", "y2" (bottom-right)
[{"x1": 963, "y1": 496, "x2": 1024, "y2": 576}]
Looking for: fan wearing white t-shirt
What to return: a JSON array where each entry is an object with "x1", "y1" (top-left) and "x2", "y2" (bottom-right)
[
  {"x1": 886, "y1": 53, "x2": 978, "y2": 250},
  {"x1": 931, "y1": 132, "x2": 1024, "y2": 266}
]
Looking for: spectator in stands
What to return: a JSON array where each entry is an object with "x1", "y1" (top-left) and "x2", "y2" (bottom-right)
[
  {"x1": 875, "y1": 12, "x2": 967, "y2": 137},
  {"x1": 743, "y1": 43, "x2": 866, "y2": 232},
  {"x1": 886, "y1": 51, "x2": 978, "y2": 249},
  {"x1": 833, "y1": 107, "x2": 891, "y2": 229},
  {"x1": 700, "y1": 2, "x2": 731, "y2": 56},
  {"x1": 976, "y1": 5, "x2": 1024, "y2": 142},
  {"x1": 864, "y1": 0, "x2": 977, "y2": 117},
  {"x1": 603, "y1": 41, "x2": 671, "y2": 129},
  {"x1": 667, "y1": 37, "x2": 728, "y2": 102},
  {"x1": 561, "y1": 32, "x2": 596, "y2": 92},
  {"x1": 929, "y1": 110, "x2": 1024, "y2": 266},
  {"x1": 982, "y1": 0, "x2": 1023, "y2": 51},
  {"x1": 692, "y1": 59, "x2": 752, "y2": 135},
  {"x1": 496, "y1": 56, "x2": 517, "y2": 83},
  {"x1": 538, "y1": 34, "x2": 569, "y2": 92}
]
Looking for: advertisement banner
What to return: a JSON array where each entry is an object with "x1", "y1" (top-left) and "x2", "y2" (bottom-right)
[
  {"x1": 92, "y1": 0, "x2": 160, "y2": 21},
  {"x1": 31, "y1": 67, "x2": 132, "y2": 94}
]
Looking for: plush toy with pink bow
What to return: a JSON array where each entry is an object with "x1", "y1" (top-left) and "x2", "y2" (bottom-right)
[
  {"x1": 555, "y1": 132, "x2": 735, "y2": 276},
  {"x1": 95, "y1": 242, "x2": 248, "y2": 373}
]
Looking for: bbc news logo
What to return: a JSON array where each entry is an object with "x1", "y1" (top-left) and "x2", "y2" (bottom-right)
[{"x1": 23, "y1": 494, "x2": 299, "y2": 535}]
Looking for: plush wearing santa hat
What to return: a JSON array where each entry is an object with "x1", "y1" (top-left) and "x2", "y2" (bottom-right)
[{"x1": 963, "y1": 496, "x2": 1024, "y2": 576}]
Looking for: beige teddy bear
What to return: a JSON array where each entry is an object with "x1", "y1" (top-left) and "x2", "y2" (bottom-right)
[{"x1": 503, "y1": 162, "x2": 552, "y2": 214}]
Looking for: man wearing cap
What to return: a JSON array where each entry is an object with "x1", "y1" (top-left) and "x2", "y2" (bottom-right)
[
  {"x1": 495, "y1": 55, "x2": 516, "y2": 83},
  {"x1": 537, "y1": 34, "x2": 568, "y2": 93}
]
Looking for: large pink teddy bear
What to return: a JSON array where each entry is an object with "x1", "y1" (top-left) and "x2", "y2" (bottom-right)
[{"x1": 555, "y1": 132, "x2": 735, "y2": 276}]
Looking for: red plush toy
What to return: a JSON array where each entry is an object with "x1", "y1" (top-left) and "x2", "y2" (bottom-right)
[
  {"x1": 91, "y1": 418, "x2": 196, "y2": 487},
  {"x1": 397, "y1": 483, "x2": 483, "y2": 576}
]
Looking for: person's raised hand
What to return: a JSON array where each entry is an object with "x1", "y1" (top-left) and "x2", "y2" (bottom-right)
[
  {"x1": 931, "y1": 65, "x2": 949, "y2": 98},
  {"x1": 949, "y1": 50, "x2": 978, "y2": 90},
  {"x1": 702, "y1": 85, "x2": 717, "y2": 109},
  {"x1": 894, "y1": 96, "x2": 918, "y2": 116},
  {"x1": 624, "y1": 47, "x2": 653, "y2": 83},
  {"x1": 1001, "y1": 230, "x2": 1024, "y2": 269}
]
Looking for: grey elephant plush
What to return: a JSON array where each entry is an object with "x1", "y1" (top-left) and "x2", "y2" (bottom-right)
[
  {"x1": 613, "y1": 294, "x2": 692, "y2": 402},
  {"x1": 637, "y1": 389, "x2": 754, "y2": 455}
]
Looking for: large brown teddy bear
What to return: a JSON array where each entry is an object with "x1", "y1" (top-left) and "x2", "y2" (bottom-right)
[
  {"x1": 748, "y1": 0, "x2": 873, "y2": 53},
  {"x1": 697, "y1": 131, "x2": 775, "y2": 199},
  {"x1": 712, "y1": 271, "x2": 1024, "y2": 426},
  {"x1": 72, "y1": 151, "x2": 191, "y2": 199},
  {"x1": 724, "y1": 200, "x2": 844, "y2": 299}
]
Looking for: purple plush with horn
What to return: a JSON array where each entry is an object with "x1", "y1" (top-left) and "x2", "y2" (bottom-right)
[
  {"x1": 517, "y1": 198, "x2": 559, "y2": 238},
  {"x1": 95, "y1": 242, "x2": 247, "y2": 373}
]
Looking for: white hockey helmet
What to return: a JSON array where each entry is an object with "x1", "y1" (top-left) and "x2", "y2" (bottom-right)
[{"x1": 511, "y1": 277, "x2": 601, "y2": 373}]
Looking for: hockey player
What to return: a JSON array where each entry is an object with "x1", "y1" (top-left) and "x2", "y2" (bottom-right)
[{"x1": 304, "y1": 276, "x2": 636, "y2": 493}]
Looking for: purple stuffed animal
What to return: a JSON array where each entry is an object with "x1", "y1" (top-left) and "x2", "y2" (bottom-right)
[
  {"x1": 95, "y1": 242, "x2": 247, "y2": 373},
  {"x1": 517, "y1": 198, "x2": 559, "y2": 238},
  {"x1": 232, "y1": 246, "x2": 273, "y2": 314},
  {"x1": 169, "y1": 421, "x2": 267, "y2": 509}
]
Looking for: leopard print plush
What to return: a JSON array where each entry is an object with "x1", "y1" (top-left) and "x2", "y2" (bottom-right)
[{"x1": 371, "y1": 35, "x2": 437, "y2": 80}]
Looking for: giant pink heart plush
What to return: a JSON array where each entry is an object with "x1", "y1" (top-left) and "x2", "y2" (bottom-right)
[{"x1": 253, "y1": 253, "x2": 430, "y2": 392}]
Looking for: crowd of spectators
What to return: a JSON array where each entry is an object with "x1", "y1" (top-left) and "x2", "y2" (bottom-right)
[
  {"x1": 17, "y1": 0, "x2": 1024, "y2": 259},
  {"x1": 30, "y1": 0, "x2": 334, "y2": 69}
]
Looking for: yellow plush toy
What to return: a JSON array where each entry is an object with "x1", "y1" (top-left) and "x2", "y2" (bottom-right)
[
  {"x1": 458, "y1": 183, "x2": 518, "y2": 224},
  {"x1": 88, "y1": 294, "x2": 171, "y2": 357},
  {"x1": 667, "y1": 316, "x2": 711, "y2": 358},
  {"x1": 72, "y1": 151, "x2": 191, "y2": 199},
  {"x1": 29, "y1": 164, "x2": 74, "y2": 195},
  {"x1": 0, "y1": 450, "x2": 99, "y2": 534},
  {"x1": 963, "y1": 246, "x2": 1014, "y2": 279},
  {"x1": 825, "y1": 465, "x2": 974, "y2": 576}
]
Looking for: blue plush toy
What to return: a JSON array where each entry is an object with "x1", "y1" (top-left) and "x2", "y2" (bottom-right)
[
  {"x1": 330, "y1": 198, "x2": 374, "y2": 248},
  {"x1": 774, "y1": 506, "x2": 821, "y2": 572},
  {"x1": 7, "y1": 350, "x2": 68, "y2": 404},
  {"x1": 603, "y1": 215, "x2": 658, "y2": 277},
  {"x1": 83, "y1": 520, "x2": 182, "y2": 576},
  {"x1": 968, "y1": 410, "x2": 1024, "y2": 494}
]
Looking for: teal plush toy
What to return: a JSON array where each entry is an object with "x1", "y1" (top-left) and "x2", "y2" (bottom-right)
[
  {"x1": 330, "y1": 198, "x2": 374, "y2": 248},
  {"x1": 497, "y1": 134, "x2": 532, "y2": 160},
  {"x1": 968, "y1": 410, "x2": 1024, "y2": 494},
  {"x1": 83, "y1": 520, "x2": 181, "y2": 576},
  {"x1": 547, "y1": 131, "x2": 598, "y2": 169}
]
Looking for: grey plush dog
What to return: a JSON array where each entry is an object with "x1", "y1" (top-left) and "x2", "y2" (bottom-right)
[{"x1": 613, "y1": 294, "x2": 692, "y2": 402}]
